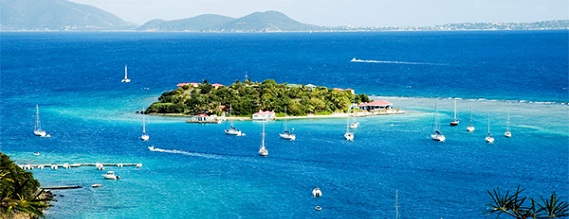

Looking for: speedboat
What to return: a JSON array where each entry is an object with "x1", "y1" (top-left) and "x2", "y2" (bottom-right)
[
  {"x1": 102, "y1": 171, "x2": 119, "y2": 180},
  {"x1": 225, "y1": 126, "x2": 243, "y2": 136}
]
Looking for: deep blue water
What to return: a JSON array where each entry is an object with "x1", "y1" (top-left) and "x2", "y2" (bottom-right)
[{"x1": 1, "y1": 31, "x2": 568, "y2": 218}]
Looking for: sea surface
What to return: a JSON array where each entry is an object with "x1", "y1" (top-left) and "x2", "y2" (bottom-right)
[{"x1": 1, "y1": 31, "x2": 568, "y2": 218}]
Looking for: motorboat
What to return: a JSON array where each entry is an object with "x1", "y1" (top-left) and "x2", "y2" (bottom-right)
[{"x1": 102, "y1": 171, "x2": 119, "y2": 180}]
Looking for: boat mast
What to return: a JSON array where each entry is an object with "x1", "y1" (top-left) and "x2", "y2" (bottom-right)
[
  {"x1": 124, "y1": 65, "x2": 128, "y2": 79},
  {"x1": 487, "y1": 113, "x2": 491, "y2": 135},
  {"x1": 142, "y1": 110, "x2": 146, "y2": 135},
  {"x1": 453, "y1": 99, "x2": 457, "y2": 120},
  {"x1": 35, "y1": 105, "x2": 40, "y2": 131},
  {"x1": 261, "y1": 121, "x2": 266, "y2": 148},
  {"x1": 395, "y1": 190, "x2": 400, "y2": 219}
]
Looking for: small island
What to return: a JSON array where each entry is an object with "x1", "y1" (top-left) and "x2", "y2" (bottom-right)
[{"x1": 146, "y1": 79, "x2": 402, "y2": 120}]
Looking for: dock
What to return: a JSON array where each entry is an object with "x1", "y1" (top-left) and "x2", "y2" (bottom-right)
[
  {"x1": 41, "y1": 185, "x2": 83, "y2": 190},
  {"x1": 19, "y1": 163, "x2": 142, "y2": 170}
]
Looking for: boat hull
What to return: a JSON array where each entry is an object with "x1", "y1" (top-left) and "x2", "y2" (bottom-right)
[{"x1": 279, "y1": 133, "x2": 296, "y2": 141}]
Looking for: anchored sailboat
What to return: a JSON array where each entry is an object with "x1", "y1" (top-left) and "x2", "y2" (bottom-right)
[
  {"x1": 450, "y1": 98, "x2": 459, "y2": 126},
  {"x1": 33, "y1": 105, "x2": 49, "y2": 137},
  {"x1": 121, "y1": 65, "x2": 131, "y2": 83},
  {"x1": 344, "y1": 105, "x2": 355, "y2": 141},
  {"x1": 140, "y1": 111, "x2": 149, "y2": 141},
  {"x1": 504, "y1": 110, "x2": 512, "y2": 138},
  {"x1": 279, "y1": 106, "x2": 296, "y2": 140},
  {"x1": 467, "y1": 105, "x2": 475, "y2": 132},
  {"x1": 485, "y1": 113, "x2": 495, "y2": 143},
  {"x1": 258, "y1": 122, "x2": 268, "y2": 156},
  {"x1": 431, "y1": 101, "x2": 445, "y2": 142},
  {"x1": 225, "y1": 104, "x2": 244, "y2": 136}
]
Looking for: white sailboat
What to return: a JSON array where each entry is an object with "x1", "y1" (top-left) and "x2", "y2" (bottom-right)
[
  {"x1": 450, "y1": 98, "x2": 459, "y2": 126},
  {"x1": 344, "y1": 104, "x2": 355, "y2": 141},
  {"x1": 225, "y1": 105, "x2": 244, "y2": 136},
  {"x1": 504, "y1": 110, "x2": 512, "y2": 138},
  {"x1": 121, "y1": 65, "x2": 131, "y2": 83},
  {"x1": 485, "y1": 113, "x2": 495, "y2": 143},
  {"x1": 33, "y1": 105, "x2": 49, "y2": 137},
  {"x1": 258, "y1": 121, "x2": 268, "y2": 156},
  {"x1": 467, "y1": 105, "x2": 475, "y2": 132},
  {"x1": 431, "y1": 101, "x2": 446, "y2": 142},
  {"x1": 140, "y1": 111, "x2": 150, "y2": 141},
  {"x1": 279, "y1": 106, "x2": 296, "y2": 141}
]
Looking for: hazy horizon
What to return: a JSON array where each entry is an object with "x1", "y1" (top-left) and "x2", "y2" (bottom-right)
[{"x1": 69, "y1": 0, "x2": 569, "y2": 27}]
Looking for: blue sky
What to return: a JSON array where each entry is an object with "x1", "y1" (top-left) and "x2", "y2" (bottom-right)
[{"x1": 70, "y1": 0, "x2": 568, "y2": 26}]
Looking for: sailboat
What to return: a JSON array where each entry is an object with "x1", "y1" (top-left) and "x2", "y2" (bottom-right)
[
  {"x1": 450, "y1": 98, "x2": 459, "y2": 126},
  {"x1": 140, "y1": 111, "x2": 150, "y2": 141},
  {"x1": 485, "y1": 113, "x2": 495, "y2": 143},
  {"x1": 121, "y1": 65, "x2": 131, "y2": 83},
  {"x1": 349, "y1": 111, "x2": 360, "y2": 129},
  {"x1": 504, "y1": 110, "x2": 512, "y2": 138},
  {"x1": 344, "y1": 116, "x2": 354, "y2": 141},
  {"x1": 33, "y1": 105, "x2": 49, "y2": 137},
  {"x1": 258, "y1": 121, "x2": 268, "y2": 156},
  {"x1": 431, "y1": 101, "x2": 446, "y2": 142},
  {"x1": 279, "y1": 106, "x2": 296, "y2": 141},
  {"x1": 225, "y1": 104, "x2": 244, "y2": 136},
  {"x1": 467, "y1": 105, "x2": 475, "y2": 132}
]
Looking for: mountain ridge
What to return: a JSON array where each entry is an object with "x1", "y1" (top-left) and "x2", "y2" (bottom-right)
[{"x1": 0, "y1": 0, "x2": 134, "y2": 30}]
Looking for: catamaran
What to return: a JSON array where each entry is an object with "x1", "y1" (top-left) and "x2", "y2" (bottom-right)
[
  {"x1": 431, "y1": 101, "x2": 446, "y2": 142},
  {"x1": 140, "y1": 111, "x2": 150, "y2": 141},
  {"x1": 485, "y1": 113, "x2": 495, "y2": 143},
  {"x1": 467, "y1": 105, "x2": 475, "y2": 132},
  {"x1": 33, "y1": 105, "x2": 49, "y2": 137},
  {"x1": 258, "y1": 122, "x2": 268, "y2": 156},
  {"x1": 450, "y1": 98, "x2": 459, "y2": 126},
  {"x1": 121, "y1": 65, "x2": 131, "y2": 83},
  {"x1": 279, "y1": 107, "x2": 296, "y2": 141},
  {"x1": 504, "y1": 110, "x2": 512, "y2": 138}
]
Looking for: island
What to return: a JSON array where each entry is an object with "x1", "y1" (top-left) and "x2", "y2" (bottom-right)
[{"x1": 146, "y1": 79, "x2": 403, "y2": 121}]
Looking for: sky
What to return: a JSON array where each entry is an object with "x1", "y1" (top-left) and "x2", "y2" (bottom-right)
[{"x1": 69, "y1": 0, "x2": 569, "y2": 27}]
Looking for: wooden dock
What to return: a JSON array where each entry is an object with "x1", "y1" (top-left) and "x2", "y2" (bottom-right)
[{"x1": 19, "y1": 163, "x2": 142, "y2": 170}]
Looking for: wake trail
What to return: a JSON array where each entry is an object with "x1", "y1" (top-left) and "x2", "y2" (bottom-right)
[
  {"x1": 350, "y1": 58, "x2": 449, "y2": 66},
  {"x1": 148, "y1": 146, "x2": 223, "y2": 159}
]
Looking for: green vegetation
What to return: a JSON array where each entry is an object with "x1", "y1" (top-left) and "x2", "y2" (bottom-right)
[
  {"x1": 486, "y1": 186, "x2": 569, "y2": 218},
  {"x1": 1, "y1": 153, "x2": 51, "y2": 218},
  {"x1": 146, "y1": 79, "x2": 370, "y2": 116}
]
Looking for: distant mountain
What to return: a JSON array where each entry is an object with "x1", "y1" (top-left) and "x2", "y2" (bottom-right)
[
  {"x1": 137, "y1": 14, "x2": 235, "y2": 31},
  {"x1": 0, "y1": 0, "x2": 134, "y2": 30},
  {"x1": 137, "y1": 11, "x2": 325, "y2": 32}
]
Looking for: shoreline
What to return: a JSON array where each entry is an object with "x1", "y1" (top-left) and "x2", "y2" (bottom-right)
[{"x1": 151, "y1": 109, "x2": 405, "y2": 121}]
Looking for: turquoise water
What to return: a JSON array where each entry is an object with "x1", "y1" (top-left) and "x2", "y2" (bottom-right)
[{"x1": 1, "y1": 31, "x2": 568, "y2": 218}]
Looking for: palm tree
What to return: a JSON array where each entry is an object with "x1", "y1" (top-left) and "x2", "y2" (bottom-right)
[{"x1": 486, "y1": 186, "x2": 568, "y2": 219}]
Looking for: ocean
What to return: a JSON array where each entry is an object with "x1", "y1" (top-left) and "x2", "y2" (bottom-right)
[{"x1": 0, "y1": 31, "x2": 567, "y2": 218}]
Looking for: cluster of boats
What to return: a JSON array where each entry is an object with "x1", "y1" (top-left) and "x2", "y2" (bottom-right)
[{"x1": 431, "y1": 99, "x2": 512, "y2": 143}]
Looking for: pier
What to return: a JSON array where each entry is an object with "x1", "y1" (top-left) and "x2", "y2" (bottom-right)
[{"x1": 19, "y1": 163, "x2": 142, "y2": 170}]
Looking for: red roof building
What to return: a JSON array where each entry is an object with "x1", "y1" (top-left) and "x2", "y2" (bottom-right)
[{"x1": 358, "y1": 100, "x2": 393, "y2": 111}]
